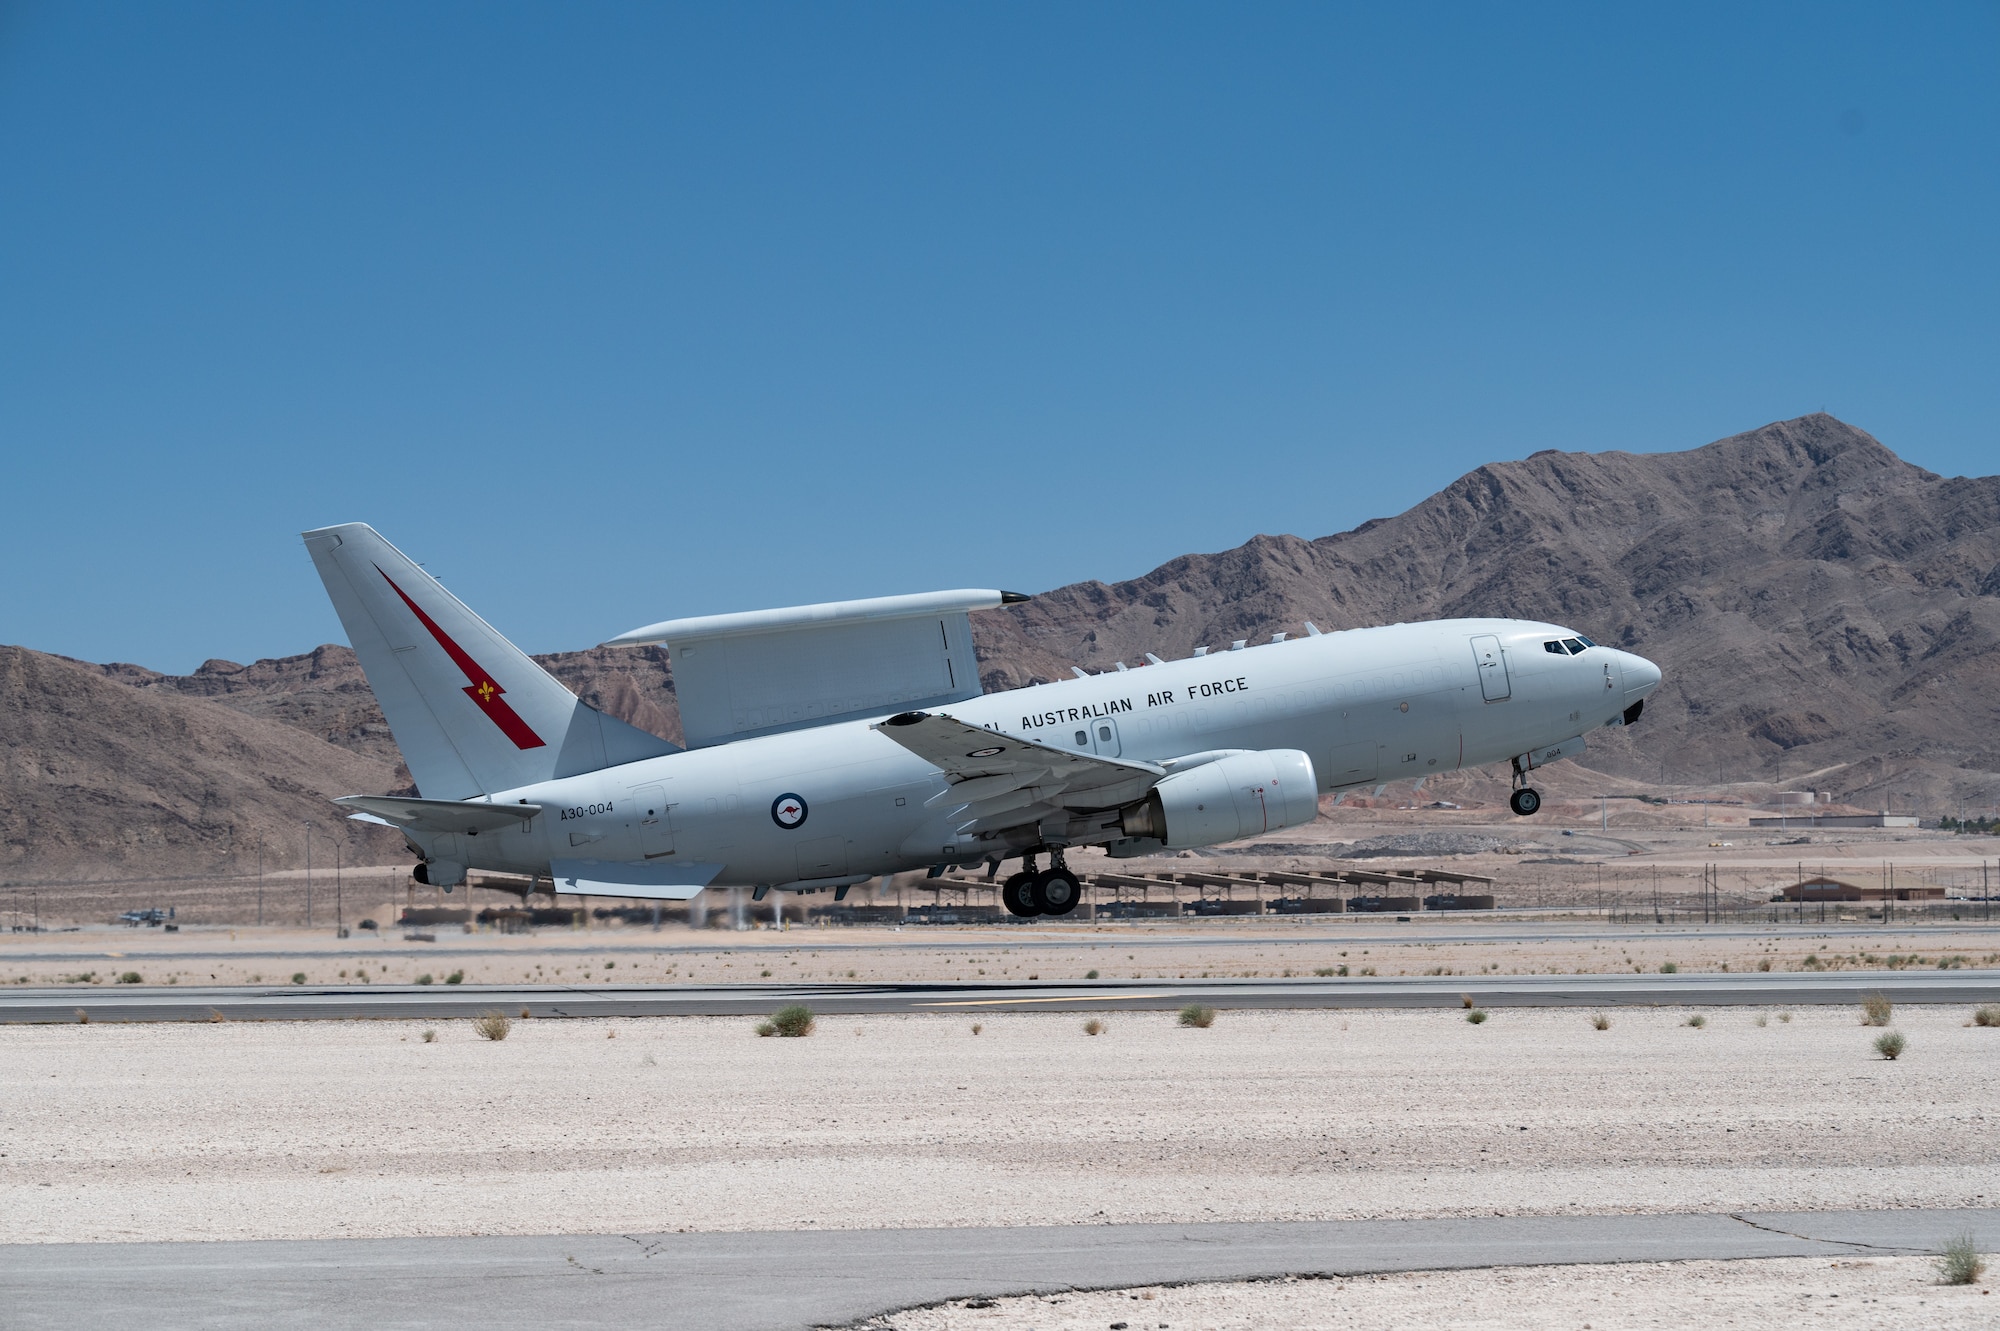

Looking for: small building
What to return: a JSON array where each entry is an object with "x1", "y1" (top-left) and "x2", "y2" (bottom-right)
[{"x1": 1776, "y1": 876, "x2": 1945, "y2": 903}]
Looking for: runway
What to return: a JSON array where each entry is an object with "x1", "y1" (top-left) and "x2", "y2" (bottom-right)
[
  {"x1": 2, "y1": 1209, "x2": 1990, "y2": 1331},
  {"x1": 4, "y1": 968, "x2": 1996, "y2": 1022}
]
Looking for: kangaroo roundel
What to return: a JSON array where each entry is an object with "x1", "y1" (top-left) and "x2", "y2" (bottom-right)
[{"x1": 771, "y1": 793, "x2": 808, "y2": 830}]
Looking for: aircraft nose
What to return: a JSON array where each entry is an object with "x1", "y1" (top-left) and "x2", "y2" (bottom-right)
[{"x1": 1621, "y1": 651, "x2": 1662, "y2": 700}]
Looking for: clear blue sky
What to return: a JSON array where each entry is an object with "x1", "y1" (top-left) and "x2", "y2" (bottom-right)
[{"x1": 3, "y1": 3, "x2": 1995, "y2": 673}]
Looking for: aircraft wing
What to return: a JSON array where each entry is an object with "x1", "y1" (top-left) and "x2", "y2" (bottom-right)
[
  {"x1": 333, "y1": 795, "x2": 542, "y2": 836},
  {"x1": 871, "y1": 711, "x2": 1163, "y2": 826}
]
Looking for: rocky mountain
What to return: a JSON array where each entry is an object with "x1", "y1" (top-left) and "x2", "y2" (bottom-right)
[
  {"x1": 970, "y1": 413, "x2": 2000, "y2": 810},
  {"x1": 5, "y1": 413, "x2": 1995, "y2": 879}
]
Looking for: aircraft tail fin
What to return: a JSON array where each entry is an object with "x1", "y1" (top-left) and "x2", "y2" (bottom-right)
[{"x1": 302, "y1": 524, "x2": 676, "y2": 799}]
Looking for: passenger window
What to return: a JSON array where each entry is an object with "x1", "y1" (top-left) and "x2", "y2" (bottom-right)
[
  {"x1": 1075, "y1": 729, "x2": 1088, "y2": 746},
  {"x1": 1563, "y1": 638, "x2": 1586, "y2": 654},
  {"x1": 1098, "y1": 725, "x2": 1112, "y2": 741}
]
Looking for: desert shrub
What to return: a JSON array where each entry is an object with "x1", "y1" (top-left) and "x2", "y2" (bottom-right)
[
  {"x1": 1756, "y1": 959, "x2": 1771, "y2": 972},
  {"x1": 291, "y1": 972, "x2": 306, "y2": 985},
  {"x1": 1973, "y1": 1004, "x2": 2000, "y2": 1028},
  {"x1": 472, "y1": 1010, "x2": 511, "y2": 1042},
  {"x1": 1874, "y1": 1030, "x2": 1906, "y2": 1060},
  {"x1": 1313, "y1": 967, "x2": 1340, "y2": 977},
  {"x1": 755, "y1": 1021, "x2": 777, "y2": 1037},
  {"x1": 769, "y1": 1003, "x2": 815, "y2": 1037},
  {"x1": 1465, "y1": 1009, "x2": 1488, "y2": 1025},
  {"x1": 75, "y1": 1008, "x2": 88, "y2": 1024},
  {"x1": 1685, "y1": 1014, "x2": 1706, "y2": 1028},
  {"x1": 1083, "y1": 1018, "x2": 1104, "y2": 1036},
  {"x1": 1778, "y1": 1011, "x2": 1793, "y2": 1023},
  {"x1": 420, "y1": 1029, "x2": 436, "y2": 1043},
  {"x1": 445, "y1": 970, "x2": 464, "y2": 985},
  {"x1": 1086, "y1": 969, "x2": 1100, "y2": 979},
  {"x1": 1178, "y1": 1004, "x2": 1216, "y2": 1028},
  {"x1": 1460, "y1": 994, "x2": 1475, "y2": 1009},
  {"x1": 1755, "y1": 1014, "x2": 1768, "y2": 1027},
  {"x1": 117, "y1": 971, "x2": 142, "y2": 985},
  {"x1": 1861, "y1": 992, "x2": 1893, "y2": 1026},
  {"x1": 1936, "y1": 1232, "x2": 1987, "y2": 1285},
  {"x1": 1659, "y1": 962, "x2": 1678, "y2": 974},
  {"x1": 760, "y1": 969, "x2": 771, "y2": 977},
  {"x1": 1590, "y1": 1014, "x2": 1611, "y2": 1030},
  {"x1": 415, "y1": 973, "x2": 434, "y2": 985},
  {"x1": 970, "y1": 1023, "x2": 983, "y2": 1035}
]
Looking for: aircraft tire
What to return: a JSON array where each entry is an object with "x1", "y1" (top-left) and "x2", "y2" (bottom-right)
[
  {"x1": 1509, "y1": 787, "x2": 1542, "y2": 817},
  {"x1": 1000, "y1": 872, "x2": 1040, "y2": 917},
  {"x1": 1032, "y1": 867, "x2": 1083, "y2": 916}
]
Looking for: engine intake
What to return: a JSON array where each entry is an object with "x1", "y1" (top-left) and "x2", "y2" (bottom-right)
[{"x1": 1120, "y1": 749, "x2": 1319, "y2": 849}]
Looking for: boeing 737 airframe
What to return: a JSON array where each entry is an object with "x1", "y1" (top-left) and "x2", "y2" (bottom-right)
[{"x1": 306, "y1": 524, "x2": 1660, "y2": 916}]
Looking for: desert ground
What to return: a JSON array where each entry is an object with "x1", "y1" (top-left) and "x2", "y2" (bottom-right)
[
  {"x1": 3, "y1": 1004, "x2": 1994, "y2": 1246},
  {"x1": 880, "y1": 1256, "x2": 1994, "y2": 1330}
]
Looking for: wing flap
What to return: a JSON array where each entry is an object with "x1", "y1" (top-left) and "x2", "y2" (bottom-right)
[
  {"x1": 873, "y1": 712, "x2": 1164, "y2": 824},
  {"x1": 549, "y1": 858, "x2": 724, "y2": 901}
]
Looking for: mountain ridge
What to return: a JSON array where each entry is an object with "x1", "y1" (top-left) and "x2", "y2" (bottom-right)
[{"x1": 6, "y1": 413, "x2": 1996, "y2": 877}]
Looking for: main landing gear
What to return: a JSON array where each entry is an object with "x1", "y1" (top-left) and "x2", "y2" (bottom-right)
[{"x1": 999, "y1": 851, "x2": 1083, "y2": 918}]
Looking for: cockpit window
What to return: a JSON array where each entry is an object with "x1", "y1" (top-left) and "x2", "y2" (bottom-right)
[
  {"x1": 1562, "y1": 637, "x2": 1587, "y2": 654},
  {"x1": 1544, "y1": 640, "x2": 1566, "y2": 655},
  {"x1": 1576, "y1": 635, "x2": 1595, "y2": 648}
]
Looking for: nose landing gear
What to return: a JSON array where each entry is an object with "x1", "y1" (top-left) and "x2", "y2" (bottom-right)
[{"x1": 1508, "y1": 787, "x2": 1542, "y2": 817}]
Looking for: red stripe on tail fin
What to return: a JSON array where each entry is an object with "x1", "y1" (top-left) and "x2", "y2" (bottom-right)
[{"x1": 377, "y1": 567, "x2": 547, "y2": 750}]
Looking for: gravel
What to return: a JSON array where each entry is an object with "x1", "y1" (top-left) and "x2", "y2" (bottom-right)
[
  {"x1": 2, "y1": 1006, "x2": 1993, "y2": 1244},
  {"x1": 883, "y1": 1257, "x2": 1995, "y2": 1330}
]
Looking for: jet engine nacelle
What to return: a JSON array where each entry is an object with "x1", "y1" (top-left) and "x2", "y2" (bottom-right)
[{"x1": 1119, "y1": 749, "x2": 1319, "y2": 849}]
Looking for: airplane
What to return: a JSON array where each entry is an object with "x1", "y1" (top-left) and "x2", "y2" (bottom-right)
[{"x1": 305, "y1": 523, "x2": 1661, "y2": 918}]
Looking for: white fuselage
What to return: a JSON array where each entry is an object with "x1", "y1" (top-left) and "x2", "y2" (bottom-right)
[{"x1": 433, "y1": 618, "x2": 1658, "y2": 890}]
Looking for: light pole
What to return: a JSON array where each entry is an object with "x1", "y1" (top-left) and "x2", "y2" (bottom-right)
[
  {"x1": 335, "y1": 839, "x2": 344, "y2": 936},
  {"x1": 257, "y1": 836, "x2": 265, "y2": 927},
  {"x1": 304, "y1": 822, "x2": 314, "y2": 929}
]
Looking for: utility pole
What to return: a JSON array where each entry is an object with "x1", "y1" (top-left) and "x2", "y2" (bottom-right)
[
  {"x1": 257, "y1": 836, "x2": 265, "y2": 927},
  {"x1": 304, "y1": 822, "x2": 313, "y2": 929},
  {"x1": 335, "y1": 840, "x2": 344, "y2": 936}
]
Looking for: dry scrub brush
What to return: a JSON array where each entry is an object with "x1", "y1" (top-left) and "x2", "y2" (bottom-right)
[
  {"x1": 1936, "y1": 1233, "x2": 1987, "y2": 1285},
  {"x1": 472, "y1": 1010, "x2": 512, "y2": 1041},
  {"x1": 758, "y1": 1003, "x2": 815, "y2": 1038},
  {"x1": 1178, "y1": 1004, "x2": 1216, "y2": 1028},
  {"x1": 1861, "y1": 991, "x2": 1893, "y2": 1026},
  {"x1": 1973, "y1": 1004, "x2": 2000, "y2": 1027},
  {"x1": 1873, "y1": 1030, "x2": 1906, "y2": 1060}
]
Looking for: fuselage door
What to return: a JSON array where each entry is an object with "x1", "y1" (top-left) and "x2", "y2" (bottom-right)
[
  {"x1": 1470, "y1": 635, "x2": 1511, "y2": 702},
  {"x1": 632, "y1": 782, "x2": 675, "y2": 859},
  {"x1": 1089, "y1": 716, "x2": 1122, "y2": 758}
]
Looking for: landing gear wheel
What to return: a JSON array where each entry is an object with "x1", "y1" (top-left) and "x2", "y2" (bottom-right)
[
  {"x1": 1000, "y1": 872, "x2": 1041, "y2": 917},
  {"x1": 1032, "y1": 867, "x2": 1083, "y2": 916},
  {"x1": 1509, "y1": 787, "x2": 1542, "y2": 817}
]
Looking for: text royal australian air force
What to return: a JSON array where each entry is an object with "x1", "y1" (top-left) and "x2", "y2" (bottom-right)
[{"x1": 1018, "y1": 674, "x2": 1248, "y2": 732}]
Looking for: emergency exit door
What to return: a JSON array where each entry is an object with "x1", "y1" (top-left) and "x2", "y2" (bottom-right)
[
  {"x1": 1470, "y1": 635, "x2": 1511, "y2": 702},
  {"x1": 1089, "y1": 717, "x2": 1121, "y2": 757}
]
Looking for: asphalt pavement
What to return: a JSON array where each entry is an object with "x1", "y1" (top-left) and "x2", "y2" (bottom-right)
[
  {"x1": 2, "y1": 1209, "x2": 1991, "y2": 1331},
  {"x1": 3, "y1": 969, "x2": 1996, "y2": 1022}
]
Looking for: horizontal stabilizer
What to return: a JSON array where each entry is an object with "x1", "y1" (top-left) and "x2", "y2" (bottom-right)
[
  {"x1": 333, "y1": 795, "x2": 541, "y2": 836},
  {"x1": 549, "y1": 857, "x2": 724, "y2": 901}
]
